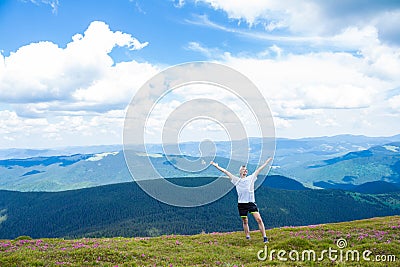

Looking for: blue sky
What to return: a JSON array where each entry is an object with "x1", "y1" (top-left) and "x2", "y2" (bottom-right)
[
  {"x1": 1, "y1": 0, "x2": 400, "y2": 148},
  {"x1": 0, "y1": 0, "x2": 276, "y2": 63}
]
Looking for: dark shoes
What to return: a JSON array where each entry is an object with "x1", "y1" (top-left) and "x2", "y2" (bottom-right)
[{"x1": 245, "y1": 236, "x2": 268, "y2": 243}]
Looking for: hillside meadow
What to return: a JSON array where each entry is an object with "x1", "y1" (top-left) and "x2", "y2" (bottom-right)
[{"x1": 0, "y1": 216, "x2": 399, "y2": 266}]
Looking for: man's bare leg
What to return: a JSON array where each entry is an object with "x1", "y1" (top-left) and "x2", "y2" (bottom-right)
[
  {"x1": 252, "y1": 212, "x2": 267, "y2": 238},
  {"x1": 241, "y1": 216, "x2": 250, "y2": 239}
]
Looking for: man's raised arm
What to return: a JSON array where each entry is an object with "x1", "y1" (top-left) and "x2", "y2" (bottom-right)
[
  {"x1": 210, "y1": 161, "x2": 235, "y2": 180},
  {"x1": 253, "y1": 157, "x2": 273, "y2": 177}
]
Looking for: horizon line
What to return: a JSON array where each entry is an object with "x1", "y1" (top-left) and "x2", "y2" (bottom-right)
[{"x1": 0, "y1": 133, "x2": 399, "y2": 150}]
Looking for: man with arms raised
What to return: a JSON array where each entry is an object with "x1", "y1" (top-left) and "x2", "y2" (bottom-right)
[{"x1": 211, "y1": 158, "x2": 272, "y2": 243}]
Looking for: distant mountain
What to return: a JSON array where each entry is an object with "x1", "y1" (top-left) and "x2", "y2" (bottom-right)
[
  {"x1": 262, "y1": 175, "x2": 309, "y2": 190},
  {"x1": 352, "y1": 181, "x2": 400, "y2": 194},
  {"x1": 0, "y1": 154, "x2": 93, "y2": 168},
  {"x1": 0, "y1": 145, "x2": 122, "y2": 160},
  {"x1": 0, "y1": 152, "x2": 130, "y2": 191},
  {"x1": 0, "y1": 180, "x2": 399, "y2": 239},
  {"x1": 314, "y1": 180, "x2": 400, "y2": 194},
  {"x1": 313, "y1": 181, "x2": 357, "y2": 191},
  {"x1": 288, "y1": 142, "x2": 400, "y2": 186}
]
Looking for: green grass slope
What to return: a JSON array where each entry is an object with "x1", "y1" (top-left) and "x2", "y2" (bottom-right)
[{"x1": 0, "y1": 216, "x2": 399, "y2": 266}]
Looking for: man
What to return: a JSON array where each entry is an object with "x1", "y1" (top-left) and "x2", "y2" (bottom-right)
[{"x1": 210, "y1": 158, "x2": 272, "y2": 243}]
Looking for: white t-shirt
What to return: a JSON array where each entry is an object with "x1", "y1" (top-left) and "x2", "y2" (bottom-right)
[{"x1": 231, "y1": 174, "x2": 257, "y2": 203}]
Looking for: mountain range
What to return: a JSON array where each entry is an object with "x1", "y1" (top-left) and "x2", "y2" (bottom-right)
[
  {"x1": 0, "y1": 134, "x2": 399, "y2": 192},
  {"x1": 306, "y1": 142, "x2": 400, "y2": 187}
]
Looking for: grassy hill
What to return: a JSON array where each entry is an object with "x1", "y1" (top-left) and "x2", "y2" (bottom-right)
[{"x1": 0, "y1": 216, "x2": 398, "y2": 266}]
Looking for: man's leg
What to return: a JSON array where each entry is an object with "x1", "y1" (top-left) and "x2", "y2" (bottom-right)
[
  {"x1": 251, "y1": 212, "x2": 266, "y2": 238},
  {"x1": 241, "y1": 216, "x2": 250, "y2": 238}
]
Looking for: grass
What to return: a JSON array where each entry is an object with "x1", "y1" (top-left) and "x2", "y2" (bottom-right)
[{"x1": 0, "y1": 216, "x2": 399, "y2": 266}]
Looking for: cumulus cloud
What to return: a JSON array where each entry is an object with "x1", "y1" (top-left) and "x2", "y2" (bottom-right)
[
  {"x1": 224, "y1": 51, "x2": 384, "y2": 107},
  {"x1": 0, "y1": 21, "x2": 154, "y2": 110},
  {"x1": 0, "y1": 110, "x2": 49, "y2": 140},
  {"x1": 72, "y1": 60, "x2": 156, "y2": 106},
  {"x1": 219, "y1": 38, "x2": 400, "y2": 135},
  {"x1": 0, "y1": 21, "x2": 159, "y2": 147}
]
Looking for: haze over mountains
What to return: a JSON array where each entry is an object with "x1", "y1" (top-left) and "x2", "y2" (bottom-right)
[{"x1": 0, "y1": 134, "x2": 399, "y2": 192}]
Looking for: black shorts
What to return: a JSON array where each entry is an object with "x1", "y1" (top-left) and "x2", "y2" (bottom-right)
[{"x1": 238, "y1": 202, "x2": 259, "y2": 217}]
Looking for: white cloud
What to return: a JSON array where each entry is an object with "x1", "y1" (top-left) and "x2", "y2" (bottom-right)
[
  {"x1": 223, "y1": 50, "x2": 387, "y2": 107},
  {"x1": 360, "y1": 43, "x2": 400, "y2": 82},
  {"x1": 0, "y1": 108, "x2": 127, "y2": 148},
  {"x1": 269, "y1": 45, "x2": 282, "y2": 58},
  {"x1": 0, "y1": 110, "x2": 48, "y2": 136},
  {"x1": 27, "y1": 0, "x2": 59, "y2": 14},
  {"x1": 72, "y1": 60, "x2": 157, "y2": 106},
  {"x1": 299, "y1": 84, "x2": 372, "y2": 109},
  {"x1": 193, "y1": 0, "x2": 329, "y2": 33},
  {"x1": 186, "y1": 0, "x2": 400, "y2": 130},
  {"x1": 173, "y1": 0, "x2": 185, "y2": 8},
  {"x1": 193, "y1": 0, "x2": 400, "y2": 46},
  {"x1": 219, "y1": 39, "x2": 400, "y2": 137},
  {"x1": 13, "y1": 102, "x2": 51, "y2": 118},
  {"x1": 271, "y1": 100, "x2": 322, "y2": 119},
  {"x1": 187, "y1": 12, "x2": 400, "y2": 55},
  {"x1": 0, "y1": 21, "x2": 154, "y2": 110},
  {"x1": 186, "y1": 42, "x2": 222, "y2": 58},
  {"x1": 197, "y1": 0, "x2": 286, "y2": 26},
  {"x1": 374, "y1": 10, "x2": 400, "y2": 45},
  {"x1": 179, "y1": 34, "x2": 400, "y2": 137},
  {"x1": 0, "y1": 21, "x2": 159, "y2": 147},
  {"x1": 273, "y1": 117, "x2": 291, "y2": 129},
  {"x1": 388, "y1": 95, "x2": 400, "y2": 111},
  {"x1": 315, "y1": 118, "x2": 339, "y2": 127},
  {"x1": 0, "y1": 41, "x2": 66, "y2": 102},
  {"x1": 330, "y1": 26, "x2": 379, "y2": 49}
]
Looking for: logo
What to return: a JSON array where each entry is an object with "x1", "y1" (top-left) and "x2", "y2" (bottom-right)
[
  {"x1": 123, "y1": 62, "x2": 275, "y2": 207},
  {"x1": 257, "y1": 238, "x2": 396, "y2": 263}
]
